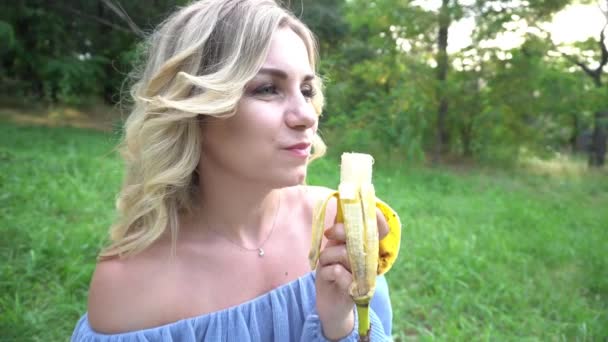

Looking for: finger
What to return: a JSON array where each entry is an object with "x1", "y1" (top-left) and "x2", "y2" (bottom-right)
[
  {"x1": 376, "y1": 207, "x2": 389, "y2": 239},
  {"x1": 324, "y1": 222, "x2": 346, "y2": 242},
  {"x1": 324, "y1": 196, "x2": 338, "y2": 229},
  {"x1": 318, "y1": 264, "x2": 353, "y2": 292},
  {"x1": 325, "y1": 211, "x2": 388, "y2": 241},
  {"x1": 318, "y1": 244, "x2": 351, "y2": 271}
]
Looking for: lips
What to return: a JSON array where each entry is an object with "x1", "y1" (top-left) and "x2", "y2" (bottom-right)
[
  {"x1": 284, "y1": 142, "x2": 311, "y2": 158},
  {"x1": 285, "y1": 142, "x2": 311, "y2": 150}
]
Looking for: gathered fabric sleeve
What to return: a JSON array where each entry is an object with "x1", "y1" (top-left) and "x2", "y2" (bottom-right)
[{"x1": 71, "y1": 272, "x2": 393, "y2": 342}]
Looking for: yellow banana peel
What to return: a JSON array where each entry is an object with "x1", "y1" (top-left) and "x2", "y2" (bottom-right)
[{"x1": 309, "y1": 153, "x2": 402, "y2": 340}]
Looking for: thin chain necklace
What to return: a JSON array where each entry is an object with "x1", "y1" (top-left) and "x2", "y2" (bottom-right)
[{"x1": 204, "y1": 193, "x2": 281, "y2": 257}]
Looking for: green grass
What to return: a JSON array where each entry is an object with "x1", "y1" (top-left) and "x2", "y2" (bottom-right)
[
  {"x1": 1, "y1": 120, "x2": 607, "y2": 341},
  {"x1": 1, "y1": 122, "x2": 121, "y2": 341}
]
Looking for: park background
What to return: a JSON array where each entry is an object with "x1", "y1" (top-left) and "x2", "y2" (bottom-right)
[{"x1": 1, "y1": 0, "x2": 607, "y2": 340}]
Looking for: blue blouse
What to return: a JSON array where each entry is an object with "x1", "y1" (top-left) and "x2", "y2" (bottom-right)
[{"x1": 71, "y1": 272, "x2": 393, "y2": 341}]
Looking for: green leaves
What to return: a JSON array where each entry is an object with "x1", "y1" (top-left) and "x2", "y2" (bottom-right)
[
  {"x1": 2, "y1": 0, "x2": 607, "y2": 165},
  {"x1": 0, "y1": 21, "x2": 15, "y2": 53},
  {"x1": 39, "y1": 55, "x2": 107, "y2": 104}
]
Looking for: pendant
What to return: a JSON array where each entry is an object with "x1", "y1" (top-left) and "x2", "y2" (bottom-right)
[{"x1": 258, "y1": 248, "x2": 264, "y2": 257}]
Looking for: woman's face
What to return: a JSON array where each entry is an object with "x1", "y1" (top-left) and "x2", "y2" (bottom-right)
[{"x1": 201, "y1": 27, "x2": 319, "y2": 187}]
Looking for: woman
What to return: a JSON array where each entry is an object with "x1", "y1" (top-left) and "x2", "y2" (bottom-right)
[{"x1": 72, "y1": 0, "x2": 394, "y2": 340}]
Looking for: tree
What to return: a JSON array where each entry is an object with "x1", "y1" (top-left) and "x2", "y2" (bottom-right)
[
  {"x1": 556, "y1": 2, "x2": 608, "y2": 167},
  {"x1": 474, "y1": 0, "x2": 607, "y2": 166},
  {"x1": 434, "y1": 0, "x2": 450, "y2": 161},
  {"x1": 0, "y1": 1, "x2": 186, "y2": 104}
]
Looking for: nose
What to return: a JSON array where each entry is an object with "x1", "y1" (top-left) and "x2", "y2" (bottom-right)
[{"x1": 285, "y1": 91, "x2": 317, "y2": 130}]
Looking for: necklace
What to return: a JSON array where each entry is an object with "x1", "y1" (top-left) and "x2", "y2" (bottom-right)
[{"x1": 204, "y1": 193, "x2": 281, "y2": 257}]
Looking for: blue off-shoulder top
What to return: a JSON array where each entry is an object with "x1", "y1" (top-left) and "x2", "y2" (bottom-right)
[{"x1": 71, "y1": 272, "x2": 393, "y2": 341}]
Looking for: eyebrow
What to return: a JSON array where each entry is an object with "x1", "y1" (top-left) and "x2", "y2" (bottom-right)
[{"x1": 257, "y1": 67, "x2": 315, "y2": 82}]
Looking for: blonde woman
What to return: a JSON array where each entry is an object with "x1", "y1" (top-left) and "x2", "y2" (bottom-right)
[{"x1": 71, "y1": 1, "x2": 394, "y2": 341}]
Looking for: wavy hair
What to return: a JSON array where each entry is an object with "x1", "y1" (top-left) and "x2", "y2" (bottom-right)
[{"x1": 100, "y1": 0, "x2": 326, "y2": 259}]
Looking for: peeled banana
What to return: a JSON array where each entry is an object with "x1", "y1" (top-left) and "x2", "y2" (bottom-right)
[{"x1": 309, "y1": 153, "x2": 402, "y2": 340}]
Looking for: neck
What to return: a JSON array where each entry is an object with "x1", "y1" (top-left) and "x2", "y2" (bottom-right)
[{"x1": 195, "y1": 164, "x2": 282, "y2": 245}]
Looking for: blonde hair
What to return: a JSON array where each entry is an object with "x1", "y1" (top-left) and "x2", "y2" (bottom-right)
[{"x1": 101, "y1": 0, "x2": 326, "y2": 259}]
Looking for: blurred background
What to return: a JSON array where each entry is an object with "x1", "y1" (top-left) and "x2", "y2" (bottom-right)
[
  {"x1": 1, "y1": 0, "x2": 607, "y2": 341},
  {"x1": 2, "y1": 0, "x2": 608, "y2": 166}
]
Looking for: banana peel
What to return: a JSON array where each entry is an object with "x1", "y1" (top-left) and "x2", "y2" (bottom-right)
[{"x1": 309, "y1": 153, "x2": 402, "y2": 340}]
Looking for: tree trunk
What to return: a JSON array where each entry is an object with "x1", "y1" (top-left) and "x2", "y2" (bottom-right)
[
  {"x1": 588, "y1": 72, "x2": 605, "y2": 167},
  {"x1": 98, "y1": 0, "x2": 116, "y2": 104},
  {"x1": 461, "y1": 121, "x2": 473, "y2": 158},
  {"x1": 585, "y1": 13, "x2": 607, "y2": 167},
  {"x1": 462, "y1": 76, "x2": 482, "y2": 158},
  {"x1": 15, "y1": 2, "x2": 44, "y2": 99},
  {"x1": 589, "y1": 111, "x2": 607, "y2": 167},
  {"x1": 569, "y1": 113, "x2": 579, "y2": 153},
  {"x1": 434, "y1": 0, "x2": 451, "y2": 163}
]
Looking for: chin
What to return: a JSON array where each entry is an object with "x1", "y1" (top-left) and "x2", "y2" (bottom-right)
[
  {"x1": 269, "y1": 167, "x2": 308, "y2": 188},
  {"x1": 291, "y1": 165, "x2": 308, "y2": 185}
]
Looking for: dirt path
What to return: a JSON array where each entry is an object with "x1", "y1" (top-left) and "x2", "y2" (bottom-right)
[{"x1": 0, "y1": 105, "x2": 125, "y2": 133}]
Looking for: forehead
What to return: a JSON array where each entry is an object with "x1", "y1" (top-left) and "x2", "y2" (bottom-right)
[{"x1": 262, "y1": 27, "x2": 313, "y2": 76}]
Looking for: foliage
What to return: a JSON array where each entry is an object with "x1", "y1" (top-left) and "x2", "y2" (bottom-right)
[
  {"x1": 1, "y1": 0, "x2": 608, "y2": 164},
  {"x1": 322, "y1": 0, "x2": 608, "y2": 164},
  {"x1": 288, "y1": 0, "x2": 350, "y2": 54},
  {"x1": 0, "y1": 20, "x2": 15, "y2": 53},
  {"x1": 0, "y1": 1, "x2": 184, "y2": 104}
]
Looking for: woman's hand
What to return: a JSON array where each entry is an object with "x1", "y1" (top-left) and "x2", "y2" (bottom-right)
[
  {"x1": 315, "y1": 222, "x2": 355, "y2": 340},
  {"x1": 315, "y1": 208, "x2": 389, "y2": 340}
]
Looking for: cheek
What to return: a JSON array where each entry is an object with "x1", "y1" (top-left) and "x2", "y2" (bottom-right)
[
  {"x1": 238, "y1": 103, "x2": 283, "y2": 136},
  {"x1": 220, "y1": 110, "x2": 281, "y2": 159}
]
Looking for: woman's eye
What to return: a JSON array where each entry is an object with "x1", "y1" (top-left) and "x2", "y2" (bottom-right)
[
  {"x1": 254, "y1": 84, "x2": 278, "y2": 96},
  {"x1": 301, "y1": 85, "x2": 317, "y2": 99}
]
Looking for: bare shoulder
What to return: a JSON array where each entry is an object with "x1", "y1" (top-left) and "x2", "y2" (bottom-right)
[
  {"x1": 282, "y1": 185, "x2": 335, "y2": 211},
  {"x1": 294, "y1": 185, "x2": 338, "y2": 227},
  {"x1": 87, "y1": 250, "x2": 175, "y2": 334},
  {"x1": 300, "y1": 185, "x2": 336, "y2": 204}
]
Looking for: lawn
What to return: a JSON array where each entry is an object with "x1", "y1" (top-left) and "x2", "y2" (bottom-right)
[{"x1": 1, "y1": 121, "x2": 607, "y2": 341}]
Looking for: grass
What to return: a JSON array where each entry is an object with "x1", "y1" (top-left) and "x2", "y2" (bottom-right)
[
  {"x1": 1, "y1": 120, "x2": 607, "y2": 341},
  {"x1": 1, "y1": 122, "x2": 121, "y2": 341}
]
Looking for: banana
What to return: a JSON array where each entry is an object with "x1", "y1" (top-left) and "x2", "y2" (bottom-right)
[{"x1": 309, "y1": 153, "x2": 402, "y2": 341}]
